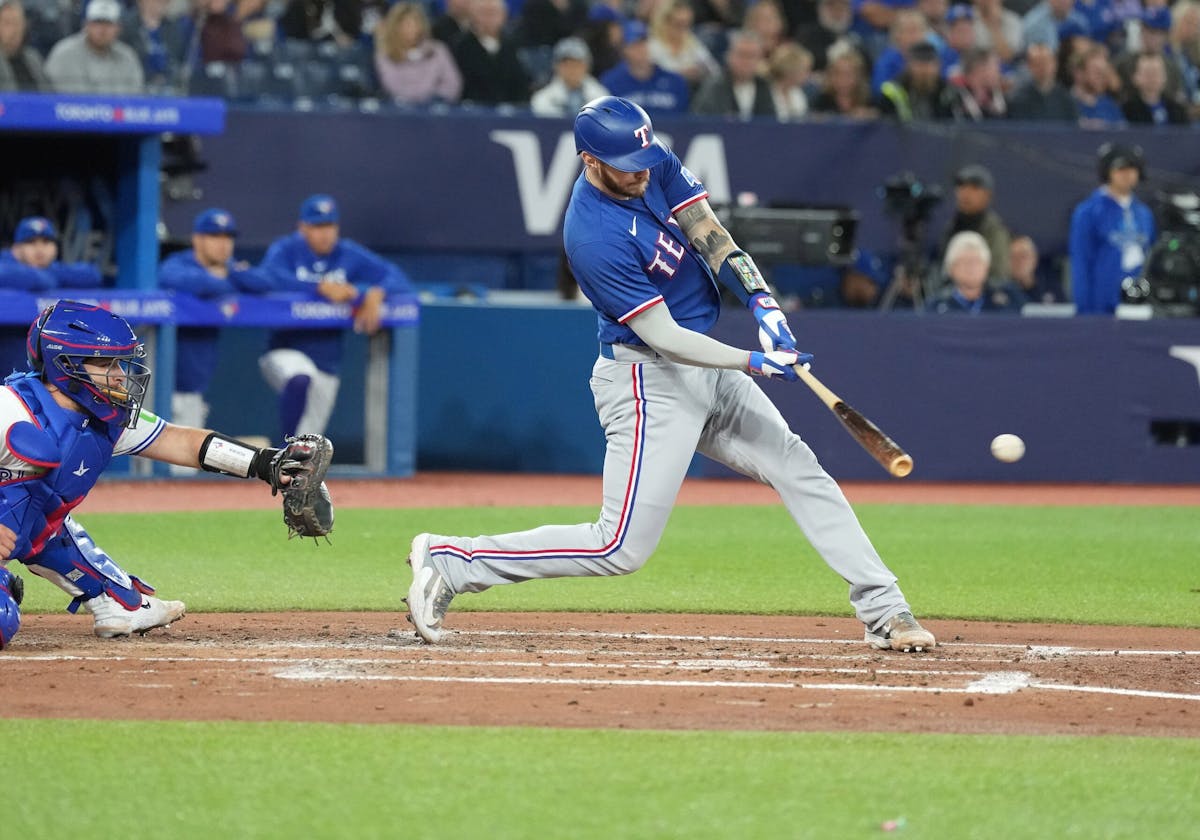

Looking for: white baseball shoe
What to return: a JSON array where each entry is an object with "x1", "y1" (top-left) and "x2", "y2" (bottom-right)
[
  {"x1": 405, "y1": 533, "x2": 454, "y2": 644},
  {"x1": 86, "y1": 593, "x2": 187, "y2": 639},
  {"x1": 865, "y1": 611, "x2": 936, "y2": 652}
]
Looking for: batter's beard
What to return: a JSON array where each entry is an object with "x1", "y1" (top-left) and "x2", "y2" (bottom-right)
[{"x1": 597, "y1": 167, "x2": 650, "y2": 199}]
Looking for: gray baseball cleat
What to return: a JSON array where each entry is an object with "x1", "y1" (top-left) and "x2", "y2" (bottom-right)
[
  {"x1": 865, "y1": 611, "x2": 936, "y2": 652},
  {"x1": 405, "y1": 533, "x2": 455, "y2": 644}
]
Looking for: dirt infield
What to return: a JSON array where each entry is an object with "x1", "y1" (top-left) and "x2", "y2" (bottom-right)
[{"x1": 6, "y1": 474, "x2": 1199, "y2": 736}]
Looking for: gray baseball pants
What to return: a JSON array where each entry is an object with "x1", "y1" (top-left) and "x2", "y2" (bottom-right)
[{"x1": 425, "y1": 344, "x2": 913, "y2": 631}]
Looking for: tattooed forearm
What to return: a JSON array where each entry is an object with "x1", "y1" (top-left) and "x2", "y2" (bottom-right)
[{"x1": 675, "y1": 200, "x2": 736, "y2": 272}]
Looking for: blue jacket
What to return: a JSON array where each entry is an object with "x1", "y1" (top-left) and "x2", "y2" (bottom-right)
[
  {"x1": 0, "y1": 250, "x2": 103, "y2": 291},
  {"x1": 157, "y1": 249, "x2": 273, "y2": 392},
  {"x1": 258, "y1": 233, "x2": 412, "y2": 375},
  {"x1": 1069, "y1": 188, "x2": 1156, "y2": 314},
  {"x1": 599, "y1": 63, "x2": 690, "y2": 113}
]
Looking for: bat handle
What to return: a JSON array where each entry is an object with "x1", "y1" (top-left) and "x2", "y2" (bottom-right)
[{"x1": 792, "y1": 363, "x2": 840, "y2": 410}]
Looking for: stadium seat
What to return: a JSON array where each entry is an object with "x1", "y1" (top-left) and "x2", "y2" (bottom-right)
[
  {"x1": 278, "y1": 38, "x2": 316, "y2": 63},
  {"x1": 299, "y1": 61, "x2": 337, "y2": 100},
  {"x1": 236, "y1": 58, "x2": 270, "y2": 101},
  {"x1": 332, "y1": 60, "x2": 375, "y2": 99},
  {"x1": 187, "y1": 62, "x2": 238, "y2": 100},
  {"x1": 264, "y1": 61, "x2": 304, "y2": 101}
]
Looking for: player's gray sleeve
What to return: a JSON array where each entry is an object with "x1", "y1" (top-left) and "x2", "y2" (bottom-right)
[{"x1": 627, "y1": 303, "x2": 750, "y2": 370}]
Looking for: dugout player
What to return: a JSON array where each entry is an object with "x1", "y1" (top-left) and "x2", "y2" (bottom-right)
[
  {"x1": 257, "y1": 194, "x2": 413, "y2": 438},
  {"x1": 0, "y1": 216, "x2": 104, "y2": 382},
  {"x1": 0, "y1": 300, "x2": 325, "y2": 648},
  {"x1": 158, "y1": 208, "x2": 272, "y2": 430},
  {"x1": 405, "y1": 96, "x2": 936, "y2": 653}
]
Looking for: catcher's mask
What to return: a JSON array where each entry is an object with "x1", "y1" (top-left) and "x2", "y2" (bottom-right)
[{"x1": 26, "y1": 300, "x2": 151, "y2": 429}]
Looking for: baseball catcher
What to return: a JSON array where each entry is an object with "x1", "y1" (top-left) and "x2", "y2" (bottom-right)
[{"x1": 0, "y1": 300, "x2": 335, "y2": 650}]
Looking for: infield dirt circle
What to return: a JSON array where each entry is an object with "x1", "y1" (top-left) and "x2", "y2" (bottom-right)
[{"x1": 4, "y1": 474, "x2": 1198, "y2": 737}]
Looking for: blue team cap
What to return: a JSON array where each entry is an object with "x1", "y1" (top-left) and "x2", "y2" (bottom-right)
[
  {"x1": 299, "y1": 194, "x2": 340, "y2": 225},
  {"x1": 623, "y1": 20, "x2": 648, "y2": 43},
  {"x1": 587, "y1": 4, "x2": 621, "y2": 23},
  {"x1": 1142, "y1": 7, "x2": 1171, "y2": 30},
  {"x1": 1056, "y1": 18, "x2": 1090, "y2": 40},
  {"x1": 14, "y1": 216, "x2": 57, "y2": 243},
  {"x1": 945, "y1": 4, "x2": 974, "y2": 23},
  {"x1": 193, "y1": 208, "x2": 238, "y2": 236}
]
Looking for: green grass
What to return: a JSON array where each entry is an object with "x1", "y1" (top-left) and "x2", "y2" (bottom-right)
[
  {"x1": 11, "y1": 502, "x2": 1200, "y2": 839},
  {"x1": 6, "y1": 719, "x2": 1199, "y2": 840},
  {"x1": 19, "y1": 504, "x2": 1200, "y2": 626}
]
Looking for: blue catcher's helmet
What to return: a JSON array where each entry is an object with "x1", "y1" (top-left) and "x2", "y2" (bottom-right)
[
  {"x1": 0, "y1": 567, "x2": 22, "y2": 650},
  {"x1": 26, "y1": 300, "x2": 151, "y2": 428},
  {"x1": 574, "y1": 96, "x2": 670, "y2": 173}
]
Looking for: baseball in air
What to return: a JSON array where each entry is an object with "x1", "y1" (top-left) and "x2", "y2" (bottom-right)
[{"x1": 990, "y1": 434, "x2": 1025, "y2": 463}]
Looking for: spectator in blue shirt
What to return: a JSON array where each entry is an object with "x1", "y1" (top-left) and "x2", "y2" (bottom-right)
[
  {"x1": 257, "y1": 194, "x2": 413, "y2": 438},
  {"x1": 870, "y1": 7, "x2": 931, "y2": 94},
  {"x1": 157, "y1": 208, "x2": 272, "y2": 431},
  {"x1": 1069, "y1": 42, "x2": 1126, "y2": 124},
  {"x1": 599, "y1": 20, "x2": 691, "y2": 113},
  {"x1": 1069, "y1": 143, "x2": 1156, "y2": 314}
]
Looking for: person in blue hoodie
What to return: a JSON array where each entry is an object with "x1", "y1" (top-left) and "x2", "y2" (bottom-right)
[
  {"x1": 157, "y1": 208, "x2": 272, "y2": 430},
  {"x1": 257, "y1": 194, "x2": 413, "y2": 438},
  {"x1": 0, "y1": 216, "x2": 104, "y2": 374},
  {"x1": 1068, "y1": 142, "x2": 1156, "y2": 314}
]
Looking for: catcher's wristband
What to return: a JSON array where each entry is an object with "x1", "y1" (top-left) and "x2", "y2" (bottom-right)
[{"x1": 199, "y1": 432, "x2": 279, "y2": 482}]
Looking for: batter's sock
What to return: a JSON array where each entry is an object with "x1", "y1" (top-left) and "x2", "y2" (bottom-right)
[{"x1": 280, "y1": 375, "x2": 311, "y2": 438}]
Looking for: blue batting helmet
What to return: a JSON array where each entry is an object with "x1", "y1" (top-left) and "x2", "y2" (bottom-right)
[
  {"x1": 26, "y1": 300, "x2": 151, "y2": 428},
  {"x1": 574, "y1": 96, "x2": 670, "y2": 172},
  {"x1": 0, "y1": 567, "x2": 22, "y2": 650}
]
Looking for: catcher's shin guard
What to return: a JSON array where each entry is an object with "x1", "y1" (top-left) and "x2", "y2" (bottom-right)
[
  {"x1": 20, "y1": 517, "x2": 158, "y2": 613},
  {"x1": 0, "y1": 567, "x2": 23, "y2": 649}
]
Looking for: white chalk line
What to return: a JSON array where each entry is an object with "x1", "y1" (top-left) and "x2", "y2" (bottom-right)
[{"x1": 269, "y1": 664, "x2": 1200, "y2": 702}]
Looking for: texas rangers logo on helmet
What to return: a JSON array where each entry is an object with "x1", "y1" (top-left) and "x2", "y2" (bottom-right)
[{"x1": 633, "y1": 125, "x2": 651, "y2": 148}]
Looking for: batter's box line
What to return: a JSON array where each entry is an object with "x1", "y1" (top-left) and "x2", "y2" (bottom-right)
[{"x1": 270, "y1": 665, "x2": 1200, "y2": 701}]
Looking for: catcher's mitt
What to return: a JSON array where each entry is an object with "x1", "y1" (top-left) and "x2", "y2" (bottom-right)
[{"x1": 269, "y1": 434, "x2": 335, "y2": 540}]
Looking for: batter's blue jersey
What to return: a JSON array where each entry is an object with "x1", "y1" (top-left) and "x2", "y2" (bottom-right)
[{"x1": 563, "y1": 151, "x2": 720, "y2": 346}]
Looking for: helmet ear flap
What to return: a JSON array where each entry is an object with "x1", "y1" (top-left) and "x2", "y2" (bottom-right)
[{"x1": 26, "y1": 303, "x2": 55, "y2": 373}]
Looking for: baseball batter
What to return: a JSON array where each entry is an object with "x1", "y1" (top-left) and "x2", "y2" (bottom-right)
[{"x1": 406, "y1": 97, "x2": 934, "y2": 652}]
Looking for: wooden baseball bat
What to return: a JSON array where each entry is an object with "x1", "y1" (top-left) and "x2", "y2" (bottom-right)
[{"x1": 792, "y1": 364, "x2": 914, "y2": 478}]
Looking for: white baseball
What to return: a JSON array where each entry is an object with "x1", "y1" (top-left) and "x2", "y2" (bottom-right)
[{"x1": 990, "y1": 434, "x2": 1025, "y2": 463}]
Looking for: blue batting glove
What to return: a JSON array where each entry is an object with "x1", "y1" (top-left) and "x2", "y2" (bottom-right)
[{"x1": 750, "y1": 293, "x2": 797, "y2": 352}]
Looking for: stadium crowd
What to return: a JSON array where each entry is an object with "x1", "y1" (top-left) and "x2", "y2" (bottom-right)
[
  {"x1": 0, "y1": 0, "x2": 1197, "y2": 123},
  {"x1": 1, "y1": 0, "x2": 1197, "y2": 318}
]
